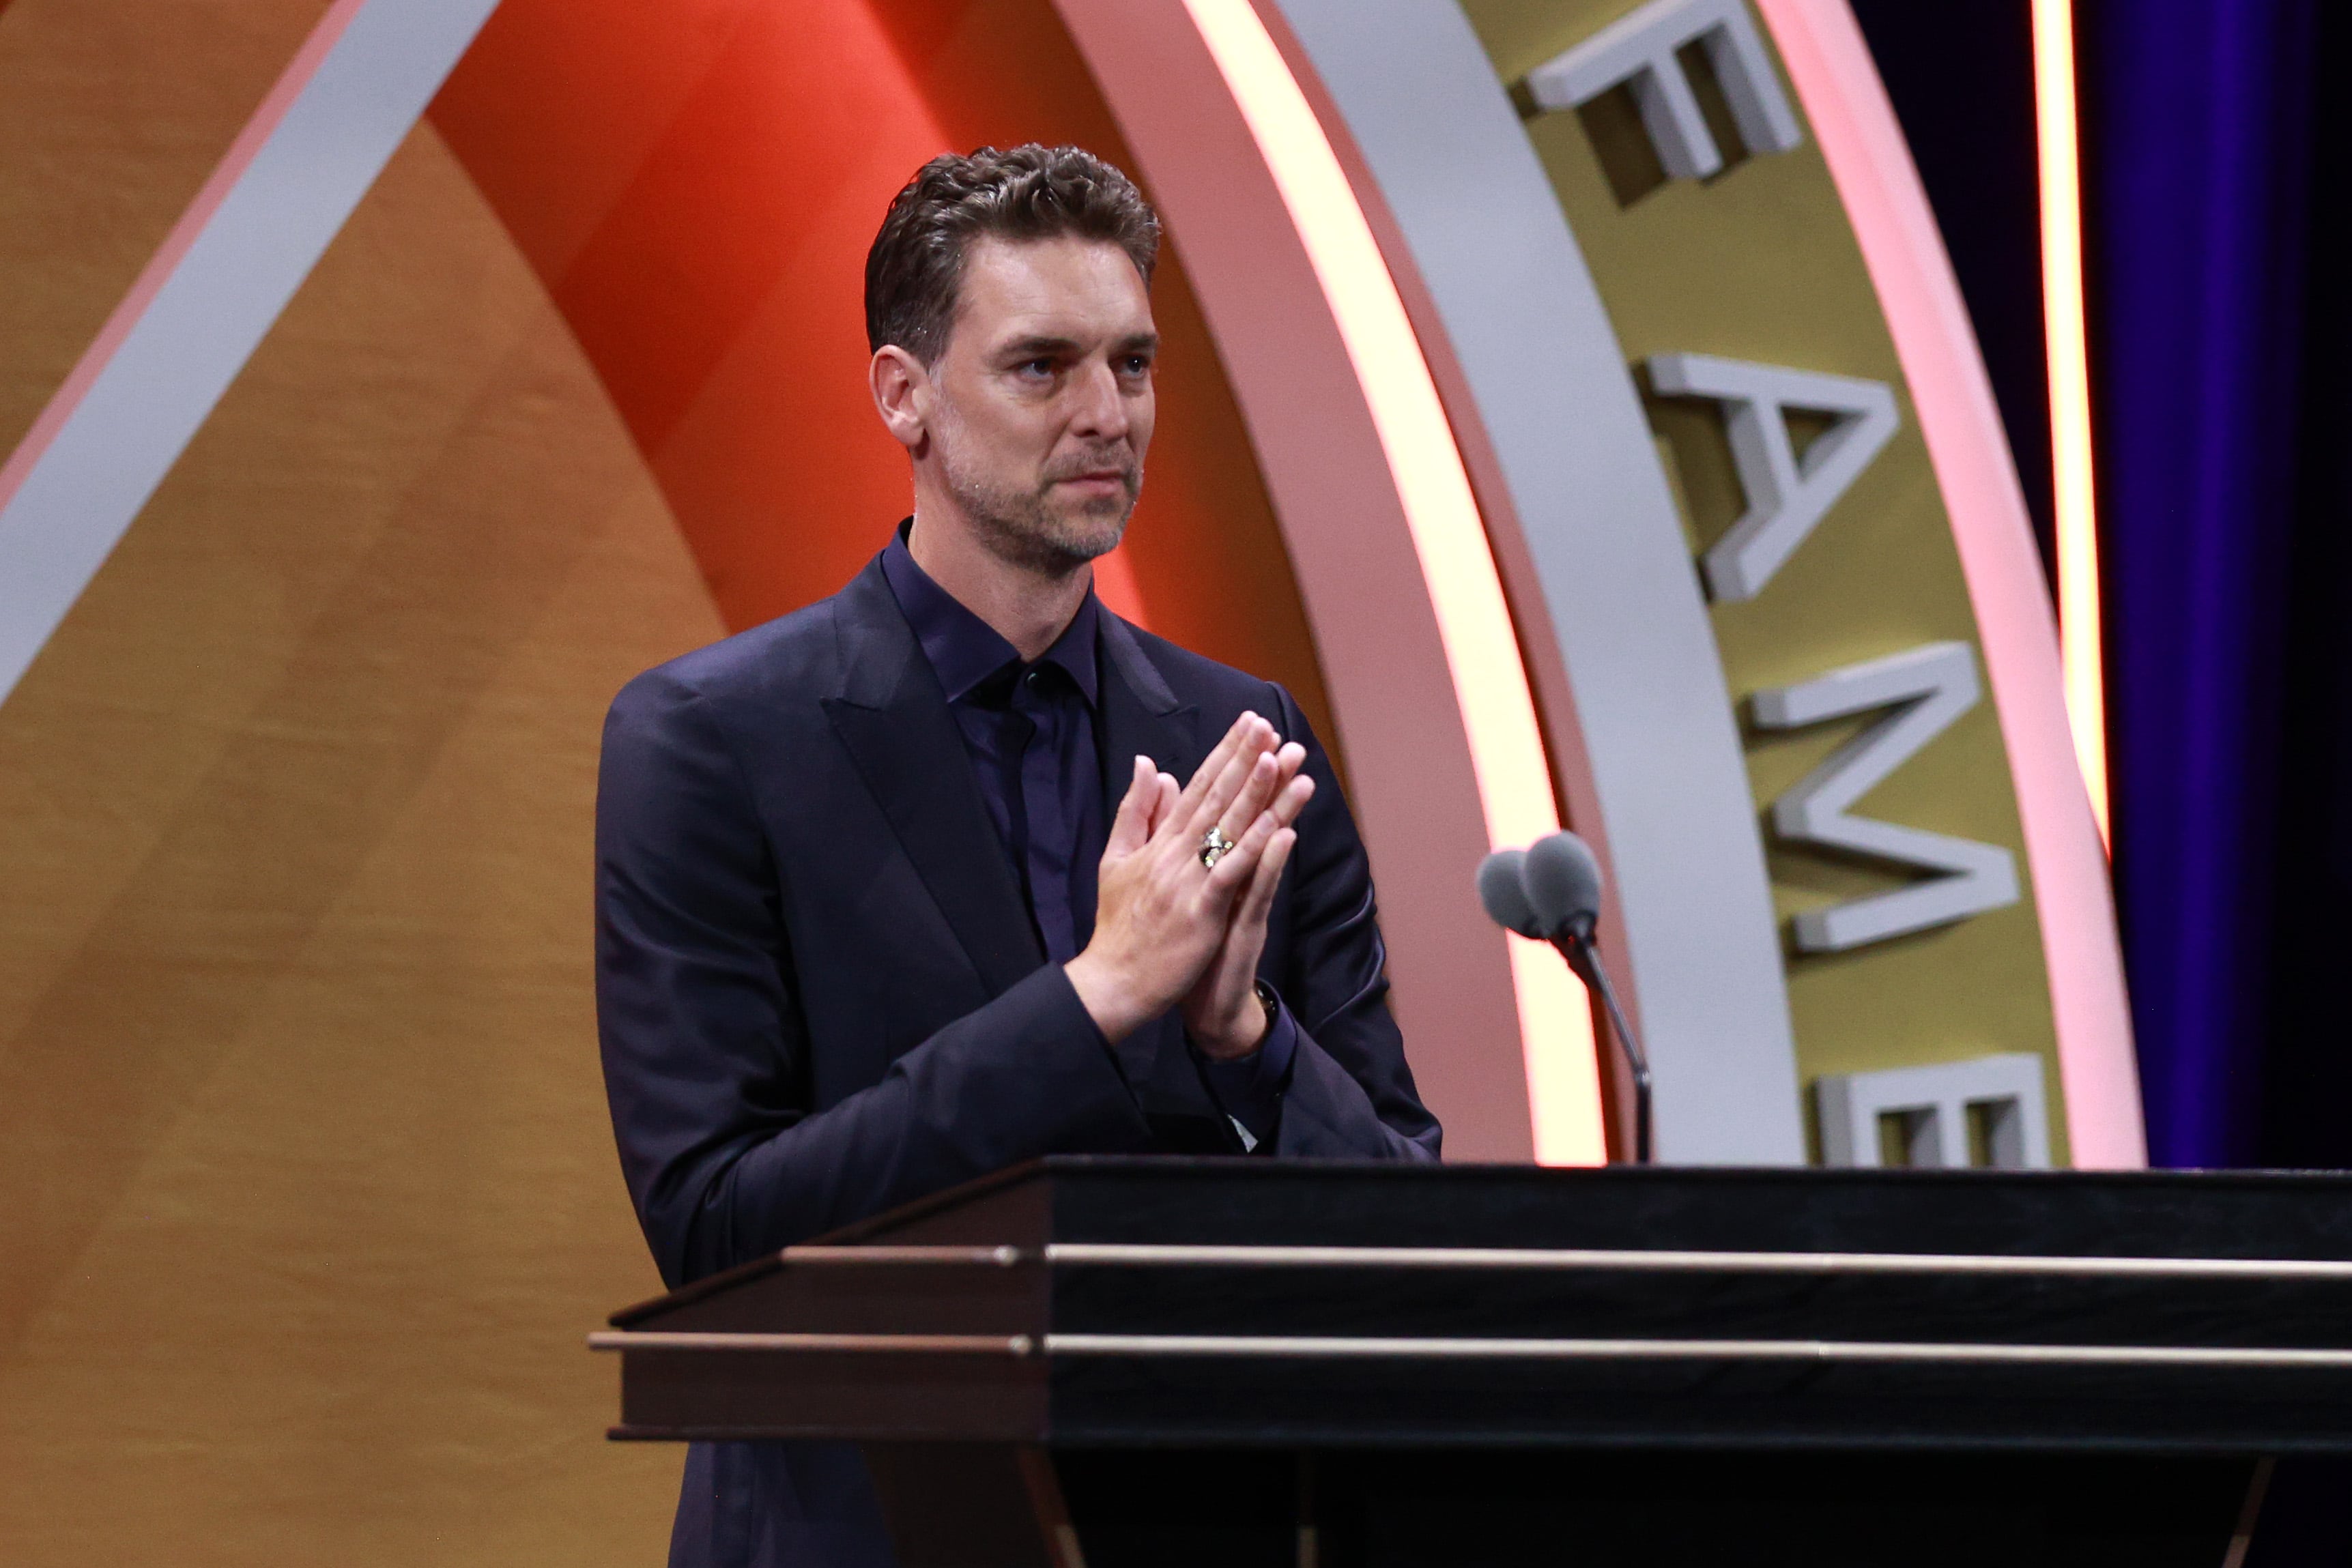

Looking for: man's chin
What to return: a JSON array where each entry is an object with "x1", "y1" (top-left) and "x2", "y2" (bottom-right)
[
  {"x1": 1043, "y1": 502, "x2": 1132, "y2": 564},
  {"x1": 966, "y1": 491, "x2": 1134, "y2": 573}
]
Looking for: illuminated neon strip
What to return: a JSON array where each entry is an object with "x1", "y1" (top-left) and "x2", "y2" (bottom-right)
[
  {"x1": 2032, "y1": 0, "x2": 2108, "y2": 848},
  {"x1": 1180, "y1": 0, "x2": 1605, "y2": 1165}
]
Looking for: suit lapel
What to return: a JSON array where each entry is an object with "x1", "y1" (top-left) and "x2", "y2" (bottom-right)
[
  {"x1": 822, "y1": 561, "x2": 1043, "y2": 998},
  {"x1": 1095, "y1": 611, "x2": 1201, "y2": 814},
  {"x1": 815, "y1": 569, "x2": 1210, "y2": 1075}
]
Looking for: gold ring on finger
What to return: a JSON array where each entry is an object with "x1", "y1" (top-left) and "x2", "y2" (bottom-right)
[{"x1": 1199, "y1": 826, "x2": 1235, "y2": 870}]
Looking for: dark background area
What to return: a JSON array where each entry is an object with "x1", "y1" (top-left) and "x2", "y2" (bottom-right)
[
  {"x1": 1848, "y1": 0, "x2": 2055, "y2": 581},
  {"x1": 1852, "y1": 0, "x2": 2352, "y2": 1176},
  {"x1": 1850, "y1": 3, "x2": 2352, "y2": 1557}
]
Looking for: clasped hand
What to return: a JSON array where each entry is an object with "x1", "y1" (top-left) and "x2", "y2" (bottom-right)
[{"x1": 1063, "y1": 712, "x2": 1313, "y2": 1061}]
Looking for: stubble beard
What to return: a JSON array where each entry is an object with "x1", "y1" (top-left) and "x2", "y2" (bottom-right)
[{"x1": 941, "y1": 444, "x2": 1142, "y2": 579}]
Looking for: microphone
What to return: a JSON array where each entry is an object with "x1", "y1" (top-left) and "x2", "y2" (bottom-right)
[
  {"x1": 1474, "y1": 847, "x2": 1544, "y2": 938},
  {"x1": 1476, "y1": 831, "x2": 1655, "y2": 1165},
  {"x1": 1521, "y1": 831, "x2": 1604, "y2": 943}
]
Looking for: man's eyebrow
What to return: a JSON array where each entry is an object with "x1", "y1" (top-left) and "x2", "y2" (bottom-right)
[
  {"x1": 994, "y1": 335, "x2": 1082, "y2": 360},
  {"x1": 991, "y1": 332, "x2": 1161, "y2": 361}
]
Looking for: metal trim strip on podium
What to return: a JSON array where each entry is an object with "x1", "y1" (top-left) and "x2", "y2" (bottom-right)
[
  {"x1": 702, "y1": 1240, "x2": 2352, "y2": 1281},
  {"x1": 592, "y1": 1327, "x2": 2352, "y2": 1370}
]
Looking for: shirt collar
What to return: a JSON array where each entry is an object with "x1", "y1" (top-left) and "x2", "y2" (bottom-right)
[{"x1": 880, "y1": 523, "x2": 1101, "y2": 708}]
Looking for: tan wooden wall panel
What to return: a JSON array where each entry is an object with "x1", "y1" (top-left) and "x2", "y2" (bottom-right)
[
  {"x1": 0, "y1": 83, "x2": 704, "y2": 1568},
  {"x1": 0, "y1": 0, "x2": 336, "y2": 459}
]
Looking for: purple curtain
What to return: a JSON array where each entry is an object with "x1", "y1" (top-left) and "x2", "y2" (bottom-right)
[{"x1": 2084, "y1": 0, "x2": 2318, "y2": 1169}]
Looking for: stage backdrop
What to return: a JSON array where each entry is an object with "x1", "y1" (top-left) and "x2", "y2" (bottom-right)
[{"x1": 0, "y1": 0, "x2": 2132, "y2": 1562}]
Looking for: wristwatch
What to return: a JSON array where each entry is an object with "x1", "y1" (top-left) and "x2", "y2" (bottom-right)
[{"x1": 1252, "y1": 978, "x2": 1279, "y2": 1040}]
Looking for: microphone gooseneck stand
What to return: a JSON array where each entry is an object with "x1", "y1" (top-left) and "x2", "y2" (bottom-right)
[
  {"x1": 1474, "y1": 835, "x2": 1654, "y2": 1165},
  {"x1": 1551, "y1": 927, "x2": 1653, "y2": 1167}
]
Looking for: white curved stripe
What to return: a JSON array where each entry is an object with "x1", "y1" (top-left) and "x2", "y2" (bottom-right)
[
  {"x1": 1178, "y1": 0, "x2": 1604, "y2": 1165},
  {"x1": 0, "y1": 0, "x2": 502, "y2": 709},
  {"x1": 1266, "y1": 0, "x2": 1805, "y2": 1162}
]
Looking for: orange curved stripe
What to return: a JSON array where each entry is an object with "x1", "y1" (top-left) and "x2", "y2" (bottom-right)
[{"x1": 427, "y1": 0, "x2": 1333, "y2": 727}]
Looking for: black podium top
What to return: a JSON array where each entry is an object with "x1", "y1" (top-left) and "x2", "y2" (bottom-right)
[{"x1": 595, "y1": 1158, "x2": 2352, "y2": 1453}]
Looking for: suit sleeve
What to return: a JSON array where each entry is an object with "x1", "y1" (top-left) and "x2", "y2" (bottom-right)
[
  {"x1": 1263, "y1": 686, "x2": 1444, "y2": 1161},
  {"x1": 595, "y1": 669, "x2": 1152, "y2": 1289}
]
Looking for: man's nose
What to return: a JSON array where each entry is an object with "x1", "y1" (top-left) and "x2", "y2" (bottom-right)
[{"x1": 1067, "y1": 360, "x2": 1130, "y2": 441}]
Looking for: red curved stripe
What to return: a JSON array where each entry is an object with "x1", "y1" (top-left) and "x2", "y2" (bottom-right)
[{"x1": 427, "y1": 0, "x2": 1333, "y2": 741}]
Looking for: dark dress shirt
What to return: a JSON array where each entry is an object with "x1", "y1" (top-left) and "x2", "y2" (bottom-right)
[{"x1": 878, "y1": 530, "x2": 1294, "y2": 1144}]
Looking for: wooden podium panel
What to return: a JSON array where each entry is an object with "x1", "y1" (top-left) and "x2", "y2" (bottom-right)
[{"x1": 594, "y1": 1159, "x2": 2352, "y2": 1563}]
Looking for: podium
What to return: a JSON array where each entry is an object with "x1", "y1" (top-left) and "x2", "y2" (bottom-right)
[{"x1": 593, "y1": 1158, "x2": 2352, "y2": 1565}]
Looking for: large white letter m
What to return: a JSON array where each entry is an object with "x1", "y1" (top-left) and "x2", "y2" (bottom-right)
[{"x1": 1753, "y1": 642, "x2": 2021, "y2": 953}]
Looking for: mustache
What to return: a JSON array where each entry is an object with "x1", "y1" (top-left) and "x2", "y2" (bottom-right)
[{"x1": 1039, "y1": 448, "x2": 1140, "y2": 489}]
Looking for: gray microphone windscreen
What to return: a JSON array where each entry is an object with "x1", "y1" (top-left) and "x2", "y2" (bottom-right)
[
  {"x1": 1521, "y1": 830, "x2": 1604, "y2": 939},
  {"x1": 1476, "y1": 848, "x2": 1546, "y2": 938}
]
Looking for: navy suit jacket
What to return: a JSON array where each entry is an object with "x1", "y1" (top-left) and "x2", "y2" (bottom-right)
[{"x1": 596, "y1": 553, "x2": 1441, "y2": 1567}]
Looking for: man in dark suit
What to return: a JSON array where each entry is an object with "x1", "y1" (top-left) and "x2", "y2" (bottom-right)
[{"x1": 596, "y1": 143, "x2": 1440, "y2": 1568}]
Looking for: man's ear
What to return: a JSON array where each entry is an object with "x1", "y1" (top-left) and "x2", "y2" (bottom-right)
[{"x1": 870, "y1": 345, "x2": 932, "y2": 454}]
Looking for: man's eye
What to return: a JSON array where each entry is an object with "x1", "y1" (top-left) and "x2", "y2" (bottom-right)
[
  {"x1": 1016, "y1": 359, "x2": 1056, "y2": 379},
  {"x1": 1119, "y1": 355, "x2": 1153, "y2": 376}
]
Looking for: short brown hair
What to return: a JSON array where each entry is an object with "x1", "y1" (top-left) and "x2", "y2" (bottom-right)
[{"x1": 865, "y1": 145, "x2": 1161, "y2": 365}]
